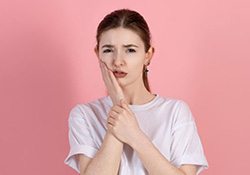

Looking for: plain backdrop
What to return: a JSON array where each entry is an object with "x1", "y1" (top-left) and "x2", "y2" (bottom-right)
[{"x1": 0, "y1": 0, "x2": 249, "y2": 174}]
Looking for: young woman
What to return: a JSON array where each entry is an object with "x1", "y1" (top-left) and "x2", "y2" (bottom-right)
[{"x1": 64, "y1": 9, "x2": 208, "y2": 175}]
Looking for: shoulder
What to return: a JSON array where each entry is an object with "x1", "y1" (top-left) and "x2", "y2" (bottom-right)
[
  {"x1": 68, "y1": 96, "x2": 111, "y2": 121},
  {"x1": 156, "y1": 94, "x2": 194, "y2": 121},
  {"x1": 156, "y1": 94, "x2": 188, "y2": 110}
]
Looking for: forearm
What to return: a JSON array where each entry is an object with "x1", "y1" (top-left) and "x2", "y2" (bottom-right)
[
  {"x1": 131, "y1": 131, "x2": 185, "y2": 175},
  {"x1": 83, "y1": 132, "x2": 123, "y2": 175}
]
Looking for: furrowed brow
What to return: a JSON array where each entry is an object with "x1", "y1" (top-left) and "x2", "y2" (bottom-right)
[
  {"x1": 101, "y1": 44, "x2": 114, "y2": 49},
  {"x1": 123, "y1": 44, "x2": 138, "y2": 48}
]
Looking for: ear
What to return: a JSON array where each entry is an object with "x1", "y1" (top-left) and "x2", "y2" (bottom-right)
[
  {"x1": 94, "y1": 46, "x2": 99, "y2": 58},
  {"x1": 144, "y1": 47, "x2": 154, "y2": 65}
]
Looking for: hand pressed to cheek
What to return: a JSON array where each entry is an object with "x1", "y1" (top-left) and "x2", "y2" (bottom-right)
[{"x1": 98, "y1": 59, "x2": 125, "y2": 105}]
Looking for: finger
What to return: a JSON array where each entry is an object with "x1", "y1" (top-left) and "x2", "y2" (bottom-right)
[
  {"x1": 107, "y1": 123, "x2": 114, "y2": 133},
  {"x1": 107, "y1": 124, "x2": 117, "y2": 136},
  {"x1": 99, "y1": 60, "x2": 113, "y2": 87},
  {"x1": 111, "y1": 105, "x2": 125, "y2": 114},
  {"x1": 102, "y1": 60, "x2": 112, "y2": 72},
  {"x1": 99, "y1": 60, "x2": 107, "y2": 79},
  {"x1": 98, "y1": 60, "x2": 125, "y2": 104},
  {"x1": 108, "y1": 67, "x2": 120, "y2": 85},
  {"x1": 120, "y1": 99, "x2": 133, "y2": 115},
  {"x1": 99, "y1": 60, "x2": 109, "y2": 75},
  {"x1": 101, "y1": 62, "x2": 115, "y2": 88},
  {"x1": 109, "y1": 110, "x2": 118, "y2": 119},
  {"x1": 98, "y1": 59, "x2": 104, "y2": 72},
  {"x1": 99, "y1": 60, "x2": 119, "y2": 85},
  {"x1": 99, "y1": 59, "x2": 112, "y2": 72},
  {"x1": 98, "y1": 59, "x2": 124, "y2": 92},
  {"x1": 122, "y1": 100, "x2": 130, "y2": 109},
  {"x1": 107, "y1": 117, "x2": 116, "y2": 126}
]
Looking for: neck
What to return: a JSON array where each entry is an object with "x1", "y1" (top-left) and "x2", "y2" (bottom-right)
[{"x1": 121, "y1": 80, "x2": 155, "y2": 105}]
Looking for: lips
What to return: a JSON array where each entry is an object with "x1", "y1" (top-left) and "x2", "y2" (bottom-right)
[{"x1": 113, "y1": 70, "x2": 128, "y2": 78}]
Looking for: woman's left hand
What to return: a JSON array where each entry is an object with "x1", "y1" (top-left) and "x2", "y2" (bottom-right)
[{"x1": 107, "y1": 99, "x2": 142, "y2": 145}]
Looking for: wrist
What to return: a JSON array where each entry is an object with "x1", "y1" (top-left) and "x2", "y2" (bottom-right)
[
  {"x1": 109, "y1": 94, "x2": 125, "y2": 105},
  {"x1": 105, "y1": 132, "x2": 124, "y2": 146},
  {"x1": 129, "y1": 130, "x2": 150, "y2": 151}
]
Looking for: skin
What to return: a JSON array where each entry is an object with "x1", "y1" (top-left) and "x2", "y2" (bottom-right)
[
  {"x1": 77, "y1": 27, "x2": 198, "y2": 175},
  {"x1": 97, "y1": 27, "x2": 154, "y2": 105}
]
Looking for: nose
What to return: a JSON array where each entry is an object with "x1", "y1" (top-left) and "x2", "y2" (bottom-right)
[{"x1": 113, "y1": 51, "x2": 125, "y2": 67}]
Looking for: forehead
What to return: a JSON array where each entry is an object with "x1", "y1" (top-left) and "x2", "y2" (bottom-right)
[{"x1": 99, "y1": 27, "x2": 144, "y2": 47}]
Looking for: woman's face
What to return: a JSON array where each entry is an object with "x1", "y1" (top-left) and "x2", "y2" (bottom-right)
[{"x1": 96, "y1": 27, "x2": 152, "y2": 88}]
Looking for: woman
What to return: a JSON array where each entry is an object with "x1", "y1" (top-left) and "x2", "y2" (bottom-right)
[{"x1": 64, "y1": 9, "x2": 208, "y2": 175}]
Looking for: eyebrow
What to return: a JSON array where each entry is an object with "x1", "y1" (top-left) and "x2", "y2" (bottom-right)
[
  {"x1": 123, "y1": 44, "x2": 138, "y2": 48},
  {"x1": 101, "y1": 44, "x2": 139, "y2": 49}
]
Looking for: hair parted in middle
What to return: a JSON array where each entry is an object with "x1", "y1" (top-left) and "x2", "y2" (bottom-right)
[{"x1": 95, "y1": 9, "x2": 154, "y2": 92}]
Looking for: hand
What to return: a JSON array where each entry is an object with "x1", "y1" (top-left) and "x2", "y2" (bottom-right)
[
  {"x1": 107, "y1": 99, "x2": 142, "y2": 145},
  {"x1": 98, "y1": 59, "x2": 125, "y2": 105}
]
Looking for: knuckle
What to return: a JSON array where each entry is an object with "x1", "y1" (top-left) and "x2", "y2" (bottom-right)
[
  {"x1": 108, "y1": 117, "x2": 111, "y2": 122},
  {"x1": 116, "y1": 115, "x2": 120, "y2": 120},
  {"x1": 112, "y1": 105, "x2": 118, "y2": 109},
  {"x1": 120, "y1": 109, "x2": 125, "y2": 113},
  {"x1": 108, "y1": 112, "x2": 113, "y2": 117}
]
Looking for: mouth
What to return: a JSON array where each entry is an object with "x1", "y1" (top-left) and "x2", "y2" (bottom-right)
[{"x1": 113, "y1": 70, "x2": 128, "y2": 78}]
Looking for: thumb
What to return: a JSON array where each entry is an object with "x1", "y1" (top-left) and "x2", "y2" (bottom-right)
[
  {"x1": 121, "y1": 99, "x2": 131, "y2": 111},
  {"x1": 120, "y1": 98, "x2": 127, "y2": 104},
  {"x1": 120, "y1": 99, "x2": 133, "y2": 115},
  {"x1": 120, "y1": 99, "x2": 127, "y2": 106}
]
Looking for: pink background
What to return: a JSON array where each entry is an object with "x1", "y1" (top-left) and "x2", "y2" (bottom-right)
[{"x1": 0, "y1": 0, "x2": 249, "y2": 174}]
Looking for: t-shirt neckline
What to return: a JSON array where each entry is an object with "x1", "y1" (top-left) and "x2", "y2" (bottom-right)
[{"x1": 106, "y1": 94, "x2": 160, "y2": 111}]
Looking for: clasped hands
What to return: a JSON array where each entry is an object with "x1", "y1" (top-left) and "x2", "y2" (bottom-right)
[{"x1": 99, "y1": 59, "x2": 142, "y2": 145}]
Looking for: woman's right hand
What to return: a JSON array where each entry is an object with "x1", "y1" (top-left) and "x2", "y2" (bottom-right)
[{"x1": 98, "y1": 59, "x2": 125, "y2": 105}]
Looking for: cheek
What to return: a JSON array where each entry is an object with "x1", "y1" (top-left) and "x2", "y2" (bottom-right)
[
  {"x1": 99, "y1": 53, "x2": 112, "y2": 62},
  {"x1": 129, "y1": 59, "x2": 145, "y2": 73},
  {"x1": 99, "y1": 53, "x2": 113, "y2": 69}
]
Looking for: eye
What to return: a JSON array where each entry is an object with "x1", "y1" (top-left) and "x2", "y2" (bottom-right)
[
  {"x1": 127, "y1": 48, "x2": 136, "y2": 53},
  {"x1": 103, "y1": 49, "x2": 113, "y2": 53}
]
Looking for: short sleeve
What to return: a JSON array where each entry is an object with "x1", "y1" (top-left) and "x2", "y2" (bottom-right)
[
  {"x1": 64, "y1": 105, "x2": 98, "y2": 173},
  {"x1": 170, "y1": 101, "x2": 208, "y2": 174}
]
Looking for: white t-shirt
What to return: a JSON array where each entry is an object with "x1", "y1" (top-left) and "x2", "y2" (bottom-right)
[{"x1": 64, "y1": 94, "x2": 208, "y2": 174}]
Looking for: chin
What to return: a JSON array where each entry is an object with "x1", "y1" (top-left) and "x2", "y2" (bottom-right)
[
  {"x1": 116, "y1": 79, "x2": 126, "y2": 86},
  {"x1": 118, "y1": 79, "x2": 138, "y2": 89}
]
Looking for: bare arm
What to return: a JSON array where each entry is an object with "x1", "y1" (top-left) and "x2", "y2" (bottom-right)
[
  {"x1": 78, "y1": 132, "x2": 123, "y2": 175},
  {"x1": 77, "y1": 54, "x2": 129, "y2": 174},
  {"x1": 107, "y1": 100, "x2": 197, "y2": 175},
  {"x1": 131, "y1": 131, "x2": 197, "y2": 175}
]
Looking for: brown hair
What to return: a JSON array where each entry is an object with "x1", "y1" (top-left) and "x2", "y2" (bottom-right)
[{"x1": 96, "y1": 9, "x2": 153, "y2": 92}]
